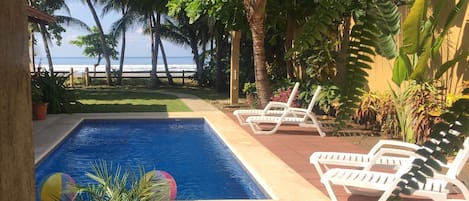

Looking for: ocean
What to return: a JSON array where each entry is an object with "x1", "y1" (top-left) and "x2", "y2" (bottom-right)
[{"x1": 34, "y1": 56, "x2": 196, "y2": 73}]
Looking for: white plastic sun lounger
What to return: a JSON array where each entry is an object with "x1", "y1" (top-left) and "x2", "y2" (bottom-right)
[
  {"x1": 320, "y1": 137, "x2": 469, "y2": 201},
  {"x1": 233, "y1": 82, "x2": 300, "y2": 125},
  {"x1": 310, "y1": 140, "x2": 421, "y2": 177},
  {"x1": 245, "y1": 86, "x2": 325, "y2": 136}
]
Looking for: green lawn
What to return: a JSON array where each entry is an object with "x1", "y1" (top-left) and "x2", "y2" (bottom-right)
[{"x1": 69, "y1": 88, "x2": 191, "y2": 113}]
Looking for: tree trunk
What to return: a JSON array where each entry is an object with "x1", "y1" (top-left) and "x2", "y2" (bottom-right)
[
  {"x1": 244, "y1": 0, "x2": 272, "y2": 107},
  {"x1": 215, "y1": 27, "x2": 225, "y2": 93},
  {"x1": 0, "y1": 1, "x2": 35, "y2": 200},
  {"x1": 85, "y1": 0, "x2": 112, "y2": 86},
  {"x1": 285, "y1": 15, "x2": 295, "y2": 79},
  {"x1": 334, "y1": 17, "x2": 351, "y2": 86},
  {"x1": 158, "y1": 38, "x2": 173, "y2": 85},
  {"x1": 190, "y1": 40, "x2": 202, "y2": 85},
  {"x1": 148, "y1": 12, "x2": 160, "y2": 88},
  {"x1": 39, "y1": 23, "x2": 54, "y2": 74},
  {"x1": 116, "y1": 8, "x2": 126, "y2": 85},
  {"x1": 30, "y1": 30, "x2": 35, "y2": 72}
]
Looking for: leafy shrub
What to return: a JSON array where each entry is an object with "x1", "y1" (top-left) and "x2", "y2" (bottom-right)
[{"x1": 31, "y1": 72, "x2": 75, "y2": 113}]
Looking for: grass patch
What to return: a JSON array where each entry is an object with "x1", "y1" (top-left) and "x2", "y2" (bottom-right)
[{"x1": 70, "y1": 88, "x2": 191, "y2": 113}]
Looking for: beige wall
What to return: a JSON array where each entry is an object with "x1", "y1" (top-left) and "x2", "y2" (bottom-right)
[{"x1": 366, "y1": 1, "x2": 469, "y2": 94}]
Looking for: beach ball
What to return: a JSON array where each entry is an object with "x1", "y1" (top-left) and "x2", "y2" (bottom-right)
[
  {"x1": 142, "y1": 170, "x2": 177, "y2": 200},
  {"x1": 39, "y1": 172, "x2": 76, "y2": 201}
]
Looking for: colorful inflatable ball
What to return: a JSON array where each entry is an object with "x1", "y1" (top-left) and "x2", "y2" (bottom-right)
[
  {"x1": 142, "y1": 170, "x2": 177, "y2": 200},
  {"x1": 39, "y1": 172, "x2": 76, "y2": 201}
]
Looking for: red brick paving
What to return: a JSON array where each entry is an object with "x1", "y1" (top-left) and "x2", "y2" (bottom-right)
[{"x1": 224, "y1": 112, "x2": 438, "y2": 201}]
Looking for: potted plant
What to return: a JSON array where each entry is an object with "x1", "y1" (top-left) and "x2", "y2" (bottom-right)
[{"x1": 31, "y1": 81, "x2": 48, "y2": 120}]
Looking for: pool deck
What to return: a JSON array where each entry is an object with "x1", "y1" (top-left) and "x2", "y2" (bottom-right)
[{"x1": 34, "y1": 92, "x2": 444, "y2": 201}]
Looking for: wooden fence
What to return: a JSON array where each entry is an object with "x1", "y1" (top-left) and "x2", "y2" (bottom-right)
[{"x1": 32, "y1": 67, "x2": 196, "y2": 87}]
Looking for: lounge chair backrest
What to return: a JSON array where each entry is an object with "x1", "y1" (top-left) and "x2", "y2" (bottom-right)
[
  {"x1": 306, "y1": 86, "x2": 322, "y2": 113},
  {"x1": 446, "y1": 134, "x2": 469, "y2": 178},
  {"x1": 285, "y1": 82, "x2": 300, "y2": 106},
  {"x1": 302, "y1": 86, "x2": 321, "y2": 120}
]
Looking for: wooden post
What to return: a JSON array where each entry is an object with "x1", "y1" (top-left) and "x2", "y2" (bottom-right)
[
  {"x1": 84, "y1": 67, "x2": 89, "y2": 87},
  {"x1": 182, "y1": 70, "x2": 185, "y2": 86},
  {"x1": 69, "y1": 67, "x2": 74, "y2": 88},
  {"x1": 0, "y1": 1, "x2": 36, "y2": 200},
  {"x1": 230, "y1": 30, "x2": 241, "y2": 105}
]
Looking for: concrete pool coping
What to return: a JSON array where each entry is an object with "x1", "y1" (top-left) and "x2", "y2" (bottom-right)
[{"x1": 33, "y1": 94, "x2": 330, "y2": 201}]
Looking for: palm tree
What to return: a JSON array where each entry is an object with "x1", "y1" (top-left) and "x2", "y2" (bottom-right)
[
  {"x1": 128, "y1": 0, "x2": 168, "y2": 88},
  {"x1": 158, "y1": 38, "x2": 174, "y2": 85},
  {"x1": 103, "y1": 0, "x2": 132, "y2": 85},
  {"x1": 243, "y1": 0, "x2": 272, "y2": 107},
  {"x1": 160, "y1": 15, "x2": 210, "y2": 86},
  {"x1": 28, "y1": 0, "x2": 88, "y2": 73},
  {"x1": 82, "y1": 0, "x2": 113, "y2": 85},
  {"x1": 1, "y1": 1, "x2": 35, "y2": 200}
]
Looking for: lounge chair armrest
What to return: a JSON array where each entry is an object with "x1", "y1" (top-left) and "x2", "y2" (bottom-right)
[
  {"x1": 263, "y1": 101, "x2": 288, "y2": 114},
  {"x1": 368, "y1": 140, "x2": 420, "y2": 156},
  {"x1": 365, "y1": 148, "x2": 417, "y2": 170}
]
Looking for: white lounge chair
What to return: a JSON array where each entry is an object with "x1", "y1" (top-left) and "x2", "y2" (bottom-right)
[
  {"x1": 320, "y1": 137, "x2": 469, "y2": 201},
  {"x1": 233, "y1": 82, "x2": 300, "y2": 125},
  {"x1": 310, "y1": 140, "x2": 421, "y2": 177},
  {"x1": 245, "y1": 86, "x2": 325, "y2": 136}
]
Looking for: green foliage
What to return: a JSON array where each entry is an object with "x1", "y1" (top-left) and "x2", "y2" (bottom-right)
[
  {"x1": 393, "y1": 0, "x2": 469, "y2": 85},
  {"x1": 392, "y1": 88, "x2": 469, "y2": 197},
  {"x1": 31, "y1": 73, "x2": 75, "y2": 114},
  {"x1": 74, "y1": 161, "x2": 171, "y2": 201},
  {"x1": 242, "y1": 82, "x2": 256, "y2": 94},
  {"x1": 70, "y1": 27, "x2": 119, "y2": 62}
]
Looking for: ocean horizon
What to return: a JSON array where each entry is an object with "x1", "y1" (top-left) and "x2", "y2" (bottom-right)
[{"x1": 34, "y1": 56, "x2": 196, "y2": 73}]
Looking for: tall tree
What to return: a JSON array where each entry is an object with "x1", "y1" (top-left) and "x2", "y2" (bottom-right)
[
  {"x1": 243, "y1": 0, "x2": 272, "y2": 107},
  {"x1": 83, "y1": 0, "x2": 113, "y2": 85},
  {"x1": 69, "y1": 26, "x2": 119, "y2": 77},
  {"x1": 28, "y1": 0, "x2": 88, "y2": 73},
  {"x1": 0, "y1": 1, "x2": 35, "y2": 200},
  {"x1": 104, "y1": 0, "x2": 132, "y2": 85}
]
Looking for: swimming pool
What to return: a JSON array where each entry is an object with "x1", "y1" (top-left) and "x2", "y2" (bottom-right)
[{"x1": 35, "y1": 118, "x2": 268, "y2": 200}]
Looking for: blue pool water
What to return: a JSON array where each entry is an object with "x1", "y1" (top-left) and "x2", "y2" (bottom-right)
[{"x1": 35, "y1": 119, "x2": 268, "y2": 200}]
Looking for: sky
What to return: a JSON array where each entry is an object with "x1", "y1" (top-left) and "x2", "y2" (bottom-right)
[{"x1": 35, "y1": 1, "x2": 192, "y2": 58}]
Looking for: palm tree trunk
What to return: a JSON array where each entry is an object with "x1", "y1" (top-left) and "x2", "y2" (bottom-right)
[
  {"x1": 148, "y1": 12, "x2": 160, "y2": 88},
  {"x1": 244, "y1": 0, "x2": 272, "y2": 107},
  {"x1": 39, "y1": 23, "x2": 54, "y2": 74},
  {"x1": 158, "y1": 38, "x2": 173, "y2": 85},
  {"x1": 215, "y1": 27, "x2": 225, "y2": 92},
  {"x1": 0, "y1": 1, "x2": 35, "y2": 200},
  {"x1": 285, "y1": 15, "x2": 295, "y2": 79},
  {"x1": 335, "y1": 17, "x2": 351, "y2": 86},
  {"x1": 85, "y1": 0, "x2": 112, "y2": 85},
  {"x1": 190, "y1": 40, "x2": 202, "y2": 85},
  {"x1": 117, "y1": 9, "x2": 126, "y2": 86}
]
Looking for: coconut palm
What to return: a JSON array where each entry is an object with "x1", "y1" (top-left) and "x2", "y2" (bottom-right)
[
  {"x1": 103, "y1": 0, "x2": 132, "y2": 85},
  {"x1": 159, "y1": 14, "x2": 211, "y2": 86},
  {"x1": 27, "y1": 0, "x2": 89, "y2": 73},
  {"x1": 243, "y1": 0, "x2": 272, "y2": 107},
  {"x1": 82, "y1": 0, "x2": 113, "y2": 86}
]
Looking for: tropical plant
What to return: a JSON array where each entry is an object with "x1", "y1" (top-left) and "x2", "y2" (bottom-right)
[
  {"x1": 27, "y1": 0, "x2": 89, "y2": 73},
  {"x1": 31, "y1": 72, "x2": 75, "y2": 113},
  {"x1": 74, "y1": 161, "x2": 171, "y2": 201},
  {"x1": 70, "y1": 26, "x2": 119, "y2": 78},
  {"x1": 391, "y1": 87, "x2": 469, "y2": 199},
  {"x1": 353, "y1": 90, "x2": 382, "y2": 131},
  {"x1": 103, "y1": 0, "x2": 132, "y2": 85},
  {"x1": 378, "y1": 93, "x2": 400, "y2": 139},
  {"x1": 392, "y1": 0, "x2": 469, "y2": 86},
  {"x1": 82, "y1": 0, "x2": 113, "y2": 86}
]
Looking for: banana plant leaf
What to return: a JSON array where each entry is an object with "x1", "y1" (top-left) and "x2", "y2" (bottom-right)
[{"x1": 402, "y1": 0, "x2": 427, "y2": 54}]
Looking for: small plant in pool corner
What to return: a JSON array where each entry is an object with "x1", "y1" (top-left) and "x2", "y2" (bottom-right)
[{"x1": 72, "y1": 161, "x2": 176, "y2": 201}]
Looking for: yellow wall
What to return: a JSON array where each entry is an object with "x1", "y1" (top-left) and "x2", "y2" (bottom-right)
[{"x1": 366, "y1": 1, "x2": 469, "y2": 94}]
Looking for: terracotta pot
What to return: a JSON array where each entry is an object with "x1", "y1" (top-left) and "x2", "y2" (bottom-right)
[{"x1": 32, "y1": 103, "x2": 48, "y2": 120}]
